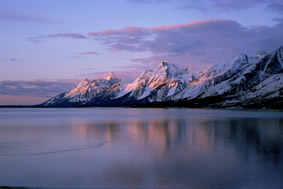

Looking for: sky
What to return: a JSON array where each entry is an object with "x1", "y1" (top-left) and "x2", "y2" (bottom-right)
[{"x1": 1, "y1": 0, "x2": 283, "y2": 105}]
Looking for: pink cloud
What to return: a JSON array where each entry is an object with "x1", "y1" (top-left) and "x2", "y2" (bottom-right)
[
  {"x1": 26, "y1": 17, "x2": 283, "y2": 69},
  {"x1": 148, "y1": 18, "x2": 225, "y2": 30},
  {"x1": 86, "y1": 19, "x2": 283, "y2": 68},
  {"x1": 88, "y1": 26, "x2": 147, "y2": 36},
  {"x1": 86, "y1": 19, "x2": 243, "y2": 55}
]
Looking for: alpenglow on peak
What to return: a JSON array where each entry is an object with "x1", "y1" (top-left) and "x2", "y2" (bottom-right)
[
  {"x1": 40, "y1": 46, "x2": 283, "y2": 108},
  {"x1": 105, "y1": 72, "x2": 116, "y2": 80}
]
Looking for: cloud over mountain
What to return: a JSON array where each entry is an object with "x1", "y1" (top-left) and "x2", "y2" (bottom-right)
[{"x1": 88, "y1": 19, "x2": 283, "y2": 68}]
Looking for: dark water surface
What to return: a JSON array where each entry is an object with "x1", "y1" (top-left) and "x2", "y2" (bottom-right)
[{"x1": 0, "y1": 108, "x2": 283, "y2": 188}]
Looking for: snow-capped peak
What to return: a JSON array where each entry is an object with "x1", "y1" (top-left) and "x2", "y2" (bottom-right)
[
  {"x1": 78, "y1": 78, "x2": 89, "y2": 86},
  {"x1": 203, "y1": 54, "x2": 250, "y2": 79},
  {"x1": 157, "y1": 62, "x2": 185, "y2": 78},
  {"x1": 158, "y1": 61, "x2": 169, "y2": 68},
  {"x1": 41, "y1": 46, "x2": 283, "y2": 108},
  {"x1": 135, "y1": 62, "x2": 197, "y2": 88},
  {"x1": 104, "y1": 72, "x2": 122, "y2": 84},
  {"x1": 116, "y1": 62, "x2": 198, "y2": 100},
  {"x1": 105, "y1": 72, "x2": 115, "y2": 80}
]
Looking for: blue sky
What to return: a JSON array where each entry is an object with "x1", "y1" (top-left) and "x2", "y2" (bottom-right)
[{"x1": 1, "y1": 0, "x2": 283, "y2": 104}]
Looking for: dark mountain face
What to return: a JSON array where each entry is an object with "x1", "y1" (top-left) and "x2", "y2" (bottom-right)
[{"x1": 40, "y1": 47, "x2": 283, "y2": 108}]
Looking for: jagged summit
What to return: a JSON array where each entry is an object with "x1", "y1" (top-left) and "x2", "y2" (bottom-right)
[
  {"x1": 117, "y1": 61, "x2": 198, "y2": 101},
  {"x1": 158, "y1": 61, "x2": 169, "y2": 68},
  {"x1": 157, "y1": 62, "x2": 185, "y2": 78},
  {"x1": 40, "y1": 46, "x2": 283, "y2": 108},
  {"x1": 105, "y1": 72, "x2": 117, "y2": 80},
  {"x1": 207, "y1": 54, "x2": 249, "y2": 77},
  {"x1": 77, "y1": 78, "x2": 90, "y2": 86},
  {"x1": 42, "y1": 73, "x2": 122, "y2": 106}
]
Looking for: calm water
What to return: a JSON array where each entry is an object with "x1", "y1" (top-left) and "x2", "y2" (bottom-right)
[{"x1": 0, "y1": 108, "x2": 283, "y2": 188}]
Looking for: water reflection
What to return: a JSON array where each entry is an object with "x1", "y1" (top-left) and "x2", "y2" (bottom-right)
[
  {"x1": 0, "y1": 109, "x2": 282, "y2": 188},
  {"x1": 72, "y1": 118, "x2": 283, "y2": 160},
  {"x1": 65, "y1": 118, "x2": 283, "y2": 187}
]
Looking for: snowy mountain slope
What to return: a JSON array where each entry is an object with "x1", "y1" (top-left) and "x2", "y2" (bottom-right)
[
  {"x1": 174, "y1": 54, "x2": 252, "y2": 100},
  {"x1": 40, "y1": 46, "x2": 283, "y2": 108},
  {"x1": 115, "y1": 62, "x2": 198, "y2": 103},
  {"x1": 174, "y1": 47, "x2": 282, "y2": 101},
  {"x1": 174, "y1": 46, "x2": 283, "y2": 108},
  {"x1": 41, "y1": 73, "x2": 122, "y2": 106}
]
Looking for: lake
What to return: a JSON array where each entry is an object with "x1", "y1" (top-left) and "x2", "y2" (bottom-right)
[{"x1": 0, "y1": 108, "x2": 283, "y2": 188}]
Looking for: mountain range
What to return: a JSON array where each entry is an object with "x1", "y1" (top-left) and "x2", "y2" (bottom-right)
[{"x1": 40, "y1": 46, "x2": 283, "y2": 108}]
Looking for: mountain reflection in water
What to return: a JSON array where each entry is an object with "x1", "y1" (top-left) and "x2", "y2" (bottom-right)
[{"x1": 0, "y1": 108, "x2": 282, "y2": 188}]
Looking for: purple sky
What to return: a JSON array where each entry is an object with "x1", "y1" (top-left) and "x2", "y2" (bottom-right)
[{"x1": 1, "y1": 0, "x2": 283, "y2": 105}]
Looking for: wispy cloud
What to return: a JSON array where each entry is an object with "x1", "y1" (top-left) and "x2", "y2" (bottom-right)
[
  {"x1": 27, "y1": 33, "x2": 88, "y2": 42},
  {"x1": 0, "y1": 12, "x2": 54, "y2": 23},
  {"x1": 177, "y1": 5, "x2": 209, "y2": 11},
  {"x1": 126, "y1": 0, "x2": 169, "y2": 4},
  {"x1": 136, "y1": 0, "x2": 283, "y2": 13},
  {"x1": 0, "y1": 80, "x2": 79, "y2": 97},
  {"x1": 70, "y1": 51, "x2": 101, "y2": 59},
  {"x1": 209, "y1": 0, "x2": 268, "y2": 11},
  {"x1": 79, "y1": 51, "x2": 100, "y2": 55}
]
